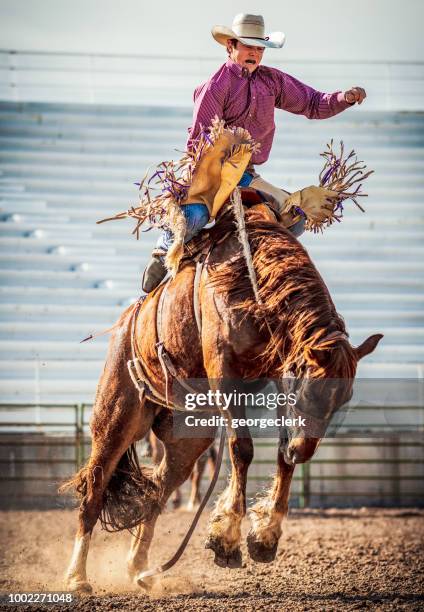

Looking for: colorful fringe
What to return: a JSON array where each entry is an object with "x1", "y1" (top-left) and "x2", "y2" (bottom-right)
[
  {"x1": 298, "y1": 140, "x2": 374, "y2": 233},
  {"x1": 97, "y1": 117, "x2": 258, "y2": 275}
]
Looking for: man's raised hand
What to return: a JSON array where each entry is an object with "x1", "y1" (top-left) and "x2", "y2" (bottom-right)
[{"x1": 344, "y1": 87, "x2": 367, "y2": 105}]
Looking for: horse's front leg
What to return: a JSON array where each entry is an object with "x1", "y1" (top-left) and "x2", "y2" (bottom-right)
[
  {"x1": 201, "y1": 298, "x2": 256, "y2": 567},
  {"x1": 205, "y1": 413, "x2": 253, "y2": 568},
  {"x1": 247, "y1": 439, "x2": 295, "y2": 562}
]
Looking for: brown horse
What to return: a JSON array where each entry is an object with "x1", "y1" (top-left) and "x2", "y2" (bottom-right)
[
  {"x1": 62, "y1": 205, "x2": 382, "y2": 593},
  {"x1": 145, "y1": 431, "x2": 217, "y2": 510}
]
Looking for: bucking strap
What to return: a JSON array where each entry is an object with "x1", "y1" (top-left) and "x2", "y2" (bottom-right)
[{"x1": 127, "y1": 360, "x2": 147, "y2": 398}]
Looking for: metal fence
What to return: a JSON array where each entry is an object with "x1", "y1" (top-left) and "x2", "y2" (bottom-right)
[{"x1": 0, "y1": 403, "x2": 423, "y2": 509}]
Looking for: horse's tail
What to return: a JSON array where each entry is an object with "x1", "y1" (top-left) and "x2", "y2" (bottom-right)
[{"x1": 59, "y1": 444, "x2": 162, "y2": 532}]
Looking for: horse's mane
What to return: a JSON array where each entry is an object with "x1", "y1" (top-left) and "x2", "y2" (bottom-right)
[{"x1": 207, "y1": 208, "x2": 356, "y2": 379}]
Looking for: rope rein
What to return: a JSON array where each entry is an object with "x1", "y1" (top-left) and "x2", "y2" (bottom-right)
[{"x1": 231, "y1": 188, "x2": 288, "y2": 367}]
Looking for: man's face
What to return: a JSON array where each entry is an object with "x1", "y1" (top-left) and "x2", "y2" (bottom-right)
[{"x1": 227, "y1": 39, "x2": 265, "y2": 74}]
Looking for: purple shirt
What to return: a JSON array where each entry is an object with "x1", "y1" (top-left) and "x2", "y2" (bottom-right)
[{"x1": 187, "y1": 58, "x2": 351, "y2": 165}]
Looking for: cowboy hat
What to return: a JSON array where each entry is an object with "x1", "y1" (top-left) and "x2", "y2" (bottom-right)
[{"x1": 212, "y1": 14, "x2": 285, "y2": 49}]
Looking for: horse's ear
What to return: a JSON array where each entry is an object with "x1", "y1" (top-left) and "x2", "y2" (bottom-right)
[{"x1": 354, "y1": 334, "x2": 383, "y2": 361}]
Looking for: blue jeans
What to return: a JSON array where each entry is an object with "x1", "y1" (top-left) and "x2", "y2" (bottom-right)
[
  {"x1": 156, "y1": 203, "x2": 211, "y2": 252},
  {"x1": 156, "y1": 171, "x2": 254, "y2": 251}
]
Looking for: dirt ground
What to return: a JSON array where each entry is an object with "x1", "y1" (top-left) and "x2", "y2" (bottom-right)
[{"x1": 0, "y1": 508, "x2": 423, "y2": 611}]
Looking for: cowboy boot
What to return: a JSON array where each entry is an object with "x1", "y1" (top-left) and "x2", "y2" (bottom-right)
[{"x1": 141, "y1": 250, "x2": 167, "y2": 293}]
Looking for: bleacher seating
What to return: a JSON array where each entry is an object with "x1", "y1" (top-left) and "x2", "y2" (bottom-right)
[{"x1": 0, "y1": 102, "x2": 423, "y2": 405}]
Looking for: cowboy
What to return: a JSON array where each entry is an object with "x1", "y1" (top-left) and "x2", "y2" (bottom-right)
[{"x1": 142, "y1": 13, "x2": 366, "y2": 292}]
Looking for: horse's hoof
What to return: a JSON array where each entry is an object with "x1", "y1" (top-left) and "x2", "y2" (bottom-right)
[
  {"x1": 136, "y1": 574, "x2": 156, "y2": 591},
  {"x1": 247, "y1": 532, "x2": 278, "y2": 563},
  {"x1": 65, "y1": 578, "x2": 93, "y2": 594},
  {"x1": 205, "y1": 538, "x2": 242, "y2": 568},
  {"x1": 185, "y1": 500, "x2": 199, "y2": 512}
]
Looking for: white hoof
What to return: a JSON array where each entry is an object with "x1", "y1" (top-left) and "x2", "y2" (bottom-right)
[{"x1": 186, "y1": 500, "x2": 199, "y2": 511}]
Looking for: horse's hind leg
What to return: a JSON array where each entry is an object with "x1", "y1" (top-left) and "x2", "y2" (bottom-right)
[
  {"x1": 63, "y1": 335, "x2": 157, "y2": 592},
  {"x1": 186, "y1": 451, "x2": 208, "y2": 510},
  {"x1": 186, "y1": 444, "x2": 217, "y2": 510},
  {"x1": 127, "y1": 409, "x2": 215, "y2": 587},
  {"x1": 147, "y1": 431, "x2": 182, "y2": 509},
  {"x1": 64, "y1": 439, "x2": 132, "y2": 592}
]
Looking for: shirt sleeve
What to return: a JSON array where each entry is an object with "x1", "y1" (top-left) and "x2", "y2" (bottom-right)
[
  {"x1": 274, "y1": 70, "x2": 352, "y2": 119},
  {"x1": 186, "y1": 80, "x2": 226, "y2": 149}
]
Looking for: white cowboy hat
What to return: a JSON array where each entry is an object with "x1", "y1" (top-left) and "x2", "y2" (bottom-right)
[{"x1": 212, "y1": 13, "x2": 285, "y2": 49}]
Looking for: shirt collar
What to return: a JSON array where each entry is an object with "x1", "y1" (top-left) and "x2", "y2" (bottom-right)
[{"x1": 225, "y1": 57, "x2": 258, "y2": 80}]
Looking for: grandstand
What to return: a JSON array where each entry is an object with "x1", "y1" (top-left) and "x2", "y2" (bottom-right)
[
  {"x1": 1, "y1": 102, "x2": 423, "y2": 405},
  {"x1": 0, "y1": 50, "x2": 423, "y2": 507}
]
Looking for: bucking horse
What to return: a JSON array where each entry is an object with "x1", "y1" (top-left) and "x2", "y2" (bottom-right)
[{"x1": 62, "y1": 193, "x2": 382, "y2": 592}]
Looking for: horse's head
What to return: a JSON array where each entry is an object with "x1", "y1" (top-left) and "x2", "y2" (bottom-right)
[{"x1": 280, "y1": 331, "x2": 383, "y2": 465}]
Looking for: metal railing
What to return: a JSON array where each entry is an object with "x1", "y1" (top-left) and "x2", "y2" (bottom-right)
[{"x1": 0, "y1": 403, "x2": 423, "y2": 508}]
